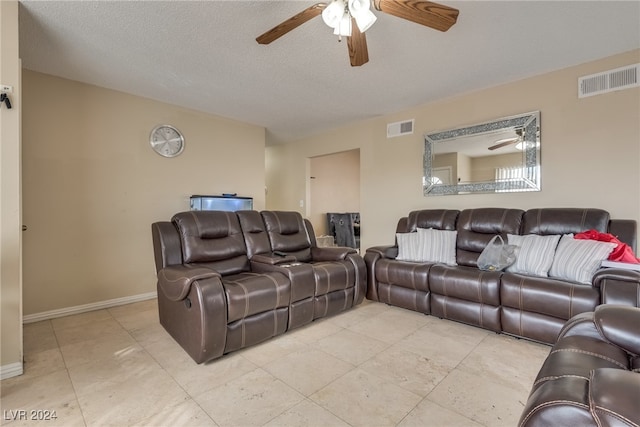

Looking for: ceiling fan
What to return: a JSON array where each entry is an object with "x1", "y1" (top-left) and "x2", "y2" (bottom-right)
[
  {"x1": 256, "y1": 0, "x2": 459, "y2": 67},
  {"x1": 488, "y1": 128, "x2": 524, "y2": 151}
]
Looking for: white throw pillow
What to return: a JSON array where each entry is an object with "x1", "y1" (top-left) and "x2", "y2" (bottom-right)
[
  {"x1": 549, "y1": 234, "x2": 616, "y2": 284},
  {"x1": 417, "y1": 228, "x2": 458, "y2": 266},
  {"x1": 506, "y1": 234, "x2": 561, "y2": 277},
  {"x1": 396, "y1": 232, "x2": 422, "y2": 262}
]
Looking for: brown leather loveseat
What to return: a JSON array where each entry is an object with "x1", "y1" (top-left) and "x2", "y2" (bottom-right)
[
  {"x1": 152, "y1": 210, "x2": 365, "y2": 363},
  {"x1": 365, "y1": 207, "x2": 640, "y2": 344}
]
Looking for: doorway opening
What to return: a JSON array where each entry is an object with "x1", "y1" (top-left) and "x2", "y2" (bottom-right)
[{"x1": 309, "y1": 149, "x2": 360, "y2": 249}]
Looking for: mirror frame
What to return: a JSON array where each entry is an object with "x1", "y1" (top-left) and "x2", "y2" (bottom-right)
[{"x1": 423, "y1": 111, "x2": 541, "y2": 196}]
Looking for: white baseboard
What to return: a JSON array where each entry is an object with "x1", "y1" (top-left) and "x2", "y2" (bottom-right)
[
  {"x1": 1, "y1": 362, "x2": 24, "y2": 380},
  {"x1": 23, "y1": 291, "x2": 157, "y2": 324}
]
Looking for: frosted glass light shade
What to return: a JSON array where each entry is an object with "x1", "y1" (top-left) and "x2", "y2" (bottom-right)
[
  {"x1": 322, "y1": 0, "x2": 347, "y2": 29},
  {"x1": 348, "y1": 0, "x2": 370, "y2": 15},
  {"x1": 354, "y1": 9, "x2": 377, "y2": 32},
  {"x1": 348, "y1": 0, "x2": 377, "y2": 32},
  {"x1": 333, "y1": 14, "x2": 352, "y2": 36}
]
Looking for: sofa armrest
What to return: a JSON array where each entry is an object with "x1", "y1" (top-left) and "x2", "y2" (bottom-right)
[
  {"x1": 608, "y1": 218, "x2": 637, "y2": 253},
  {"x1": 366, "y1": 245, "x2": 398, "y2": 259},
  {"x1": 157, "y1": 265, "x2": 220, "y2": 302},
  {"x1": 590, "y1": 368, "x2": 640, "y2": 426},
  {"x1": 594, "y1": 304, "x2": 640, "y2": 355},
  {"x1": 593, "y1": 268, "x2": 640, "y2": 307},
  {"x1": 311, "y1": 246, "x2": 357, "y2": 261},
  {"x1": 593, "y1": 268, "x2": 640, "y2": 287},
  {"x1": 251, "y1": 253, "x2": 297, "y2": 265},
  {"x1": 363, "y1": 246, "x2": 398, "y2": 302}
]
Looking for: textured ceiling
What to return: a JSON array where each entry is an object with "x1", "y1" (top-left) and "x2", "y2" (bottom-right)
[{"x1": 18, "y1": 1, "x2": 640, "y2": 145}]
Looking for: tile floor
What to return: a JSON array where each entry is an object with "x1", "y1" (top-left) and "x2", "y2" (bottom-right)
[{"x1": 1, "y1": 299, "x2": 550, "y2": 427}]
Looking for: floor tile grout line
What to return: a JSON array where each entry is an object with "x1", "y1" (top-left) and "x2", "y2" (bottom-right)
[
  {"x1": 44, "y1": 318, "x2": 90, "y2": 427},
  {"x1": 381, "y1": 321, "x2": 495, "y2": 427},
  {"x1": 60, "y1": 306, "x2": 197, "y2": 427},
  {"x1": 417, "y1": 331, "x2": 502, "y2": 426},
  {"x1": 114, "y1": 312, "x2": 220, "y2": 427},
  {"x1": 261, "y1": 396, "x2": 356, "y2": 427},
  {"x1": 60, "y1": 365, "x2": 89, "y2": 427}
]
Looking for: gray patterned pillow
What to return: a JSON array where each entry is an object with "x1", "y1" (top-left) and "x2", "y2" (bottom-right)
[
  {"x1": 549, "y1": 234, "x2": 616, "y2": 284},
  {"x1": 506, "y1": 234, "x2": 561, "y2": 277}
]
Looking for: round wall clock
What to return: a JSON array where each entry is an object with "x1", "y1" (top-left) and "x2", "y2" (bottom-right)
[{"x1": 149, "y1": 125, "x2": 185, "y2": 158}]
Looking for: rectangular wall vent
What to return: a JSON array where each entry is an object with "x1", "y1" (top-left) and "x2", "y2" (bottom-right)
[
  {"x1": 387, "y1": 119, "x2": 414, "y2": 138},
  {"x1": 578, "y1": 63, "x2": 639, "y2": 98}
]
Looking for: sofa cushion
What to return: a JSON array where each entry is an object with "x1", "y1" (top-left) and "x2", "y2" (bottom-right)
[
  {"x1": 261, "y1": 211, "x2": 312, "y2": 260},
  {"x1": 172, "y1": 211, "x2": 249, "y2": 275},
  {"x1": 237, "y1": 210, "x2": 272, "y2": 258},
  {"x1": 522, "y1": 208, "x2": 610, "y2": 236},
  {"x1": 312, "y1": 260, "x2": 356, "y2": 295},
  {"x1": 375, "y1": 258, "x2": 431, "y2": 293},
  {"x1": 500, "y1": 273, "x2": 600, "y2": 321},
  {"x1": 455, "y1": 208, "x2": 524, "y2": 267},
  {"x1": 405, "y1": 209, "x2": 459, "y2": 232},
  {"x1": 506, "y1": 233, "x2": 561, "y2": 277},
  {"x1": 223, "y1": 272, "x2": 291, "y2": 323},
  {"x1": 590, "y1": 368, "x2": 640, "y2": 427},
  {"x1": 549, "y1": 234, "x2": 616, "y2": 284},
  {"x1": 429, "y1": 265, "x2": 501, "y2": 306}
]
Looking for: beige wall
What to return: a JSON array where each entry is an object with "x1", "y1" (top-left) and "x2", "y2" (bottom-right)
[
  {"x1": 0, "y1": 0, "x2": 23, "y2": 376},
  {"x1": 266, "y1": 50, "x2": 640, "y2": 251},
  {"x1": 309, "y1": 150, "x2": 360, "y2": 235},
  {"x1": 21, "y1": 71, "x2": 266, "y2": 315}
]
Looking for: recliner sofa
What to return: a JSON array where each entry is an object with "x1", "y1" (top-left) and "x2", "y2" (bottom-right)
[
  {"x1": 365, "y1": 207, "x2": 640, "y2": 344},
  {"x1": 518, "y1": 304, "x2": 640, "y2": 426},
  {"x1": 152, "y1": 210, "x2": 365, "y2": 364}
]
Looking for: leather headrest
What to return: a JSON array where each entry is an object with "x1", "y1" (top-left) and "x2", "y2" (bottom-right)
[
  {"x1": 172, "y1": 211, "x2": 233, "y2": 239},
  {"x1": 271, "y1": 211, "x2": 303, "y2": 235}
]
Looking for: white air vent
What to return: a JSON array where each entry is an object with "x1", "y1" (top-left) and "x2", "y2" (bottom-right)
[
  {"x1": 578, "y1": 63, "x2": 639, "y2": 98},
  {"x1": 387, "y1": 119, "x2": 414, "y2": 138}
]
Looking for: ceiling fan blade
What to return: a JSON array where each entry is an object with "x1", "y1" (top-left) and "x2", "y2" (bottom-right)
[
  {"x1": 256, "y1": 3, "x2": 327, "y2": 44},
  {"x1": 373, "y1": 0, "x2": 459, "y2": 32},
  {"x1": 488, "y1": 138, "x2": 519, "y2": 151},
  {"x1": 347, "y1": 18, "x2": 369, "y2": 66}
]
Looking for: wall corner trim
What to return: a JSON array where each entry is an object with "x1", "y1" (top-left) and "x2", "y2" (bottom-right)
[{"x1": 23, "y1": 291, "x2": 158, "y2": 324}]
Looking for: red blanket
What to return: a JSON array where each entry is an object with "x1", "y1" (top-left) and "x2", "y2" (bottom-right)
[{"x1": 574, "y1": 230, "x2": 640, "y2": 264}]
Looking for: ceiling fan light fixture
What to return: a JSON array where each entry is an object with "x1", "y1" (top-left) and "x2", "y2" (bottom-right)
[
  {"x1": 348, "y1": 0, "x2": 377, "y2": 32},
  {"x1": 333, "y1": 14, "x2": 353, "y2": 36},
  {"x1": 516, "y1": 140, "x2": 540, "y2": 151},
  {"x1": 322, "y1": 0, "x2": 347, "y2": 29},
  {"x1": 354, "y1": 9, "x2": 377, "y2": 32}
]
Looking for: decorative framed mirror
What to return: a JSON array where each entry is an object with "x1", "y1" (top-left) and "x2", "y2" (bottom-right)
[{"x1": 424, "y1": 111, "x2": 540, "y2": 196}]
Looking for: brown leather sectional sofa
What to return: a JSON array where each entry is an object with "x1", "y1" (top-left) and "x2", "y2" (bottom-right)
[
  {"x1": 152, "y1": 210, "x2": 365, "y2": 364},
  {"x1": 365, "y1": 207, "x2": 640, "y2": 344},
  {"x1": 367, "y1": 207, "x2": 640, "y2": 425},
  {"x1": 519, "y1": 304, "x2": 640, "y2": 427}
]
